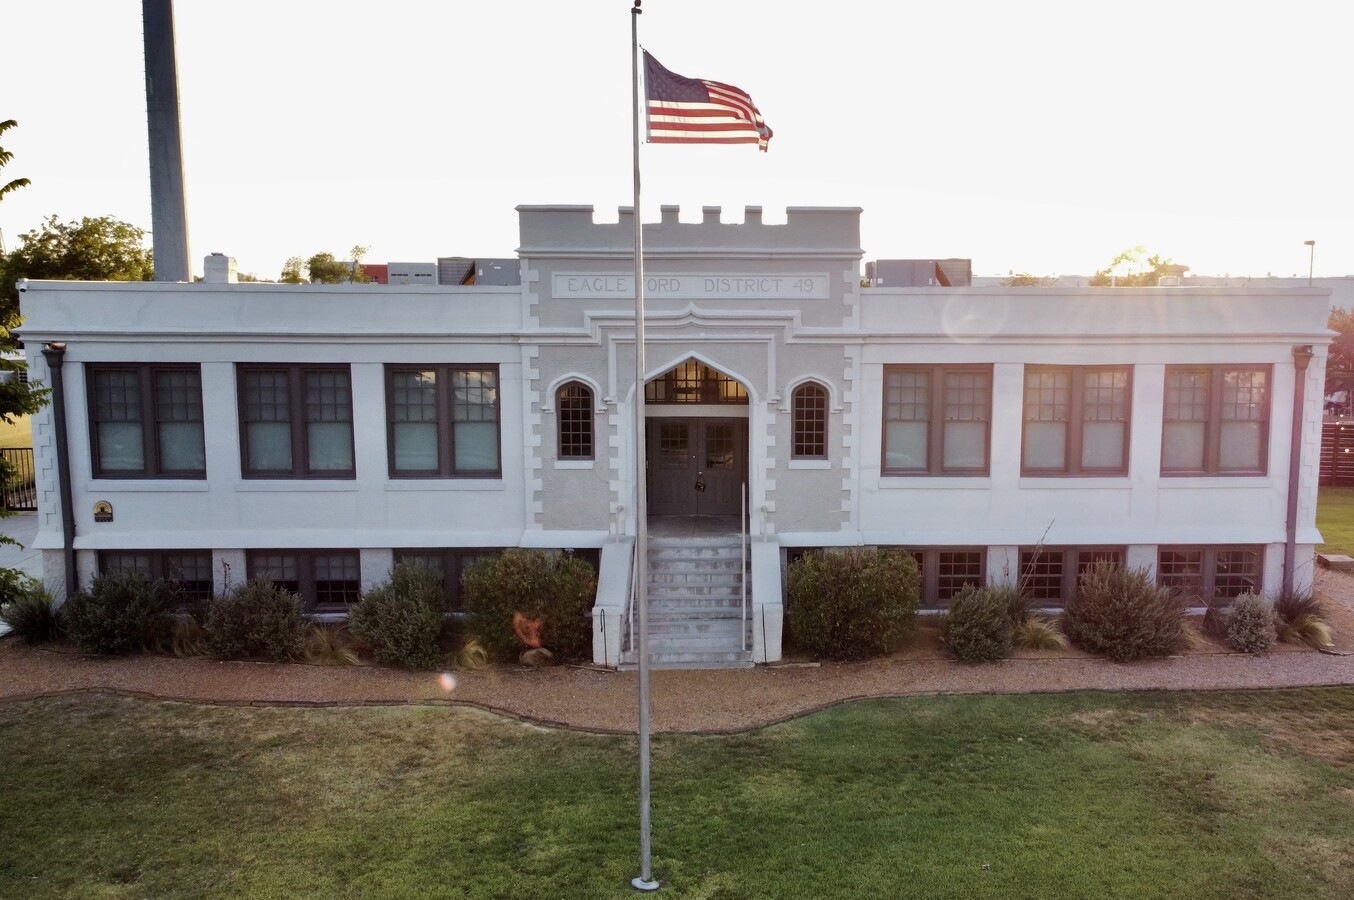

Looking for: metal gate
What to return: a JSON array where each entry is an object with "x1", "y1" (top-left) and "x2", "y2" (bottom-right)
[{"x1": 1, "y1": 448, "x2": 36, "y2": 511}]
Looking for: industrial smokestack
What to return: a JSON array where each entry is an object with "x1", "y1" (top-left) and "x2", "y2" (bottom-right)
[{"x1": 142, "y1": 0, "x2": 191, "y2": 282}]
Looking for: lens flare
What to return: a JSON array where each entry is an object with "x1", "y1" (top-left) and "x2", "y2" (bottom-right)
[
  {"x1": 438, "y1": 672, "x2": 458, "y2": 692},
  {"x1": 513, "y1": 611, "x2": 544, "y2": 648}
]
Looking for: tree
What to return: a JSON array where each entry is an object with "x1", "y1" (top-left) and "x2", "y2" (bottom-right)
[
  {"x1": 1089, "y1": 246, "x2": 1182, "y2": 287},
  {"x1": 348, "y1": 245, "x2": 373, "y2": 284},
  {"x1": 0, "y1": 119, "x2": 30, "y2": 204},
  {"x1": 0, "y1": 121, "x2": 45, "y2": 600},
  {"x1": 1326, "y1": 307, "x2": 1354, "y2": 408},
  {"x1": 279, "y1": 256, "x2": 306, "y2": 284},
  {"x1": 302, "y1": 246, "x2": 372, "y2": 284},
  {"x1": 305, "y1": 252, "x2": 348, "y2": 284},
  {"x1": 1002, "y1": 273, "x2": 1056, "y2": 287},
  {"x1": 1, "y1": 215, "x2": 154, "y2": 327}
]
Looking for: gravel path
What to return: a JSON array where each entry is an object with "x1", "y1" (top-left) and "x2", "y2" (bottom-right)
[{"x1": 4, "y1": 570, "x2": 1353, "y2": 735}]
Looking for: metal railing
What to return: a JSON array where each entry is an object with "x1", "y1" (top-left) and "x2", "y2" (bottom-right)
[
  {"x1": 1, "y1": 448, "x2": 36, "y2": 511},
  {"x1": 626, "y1": 540, "x2": 638, "y2": 654},
  {"x1": 741, "y1": 481, "x2": 749, "y2": 652}
]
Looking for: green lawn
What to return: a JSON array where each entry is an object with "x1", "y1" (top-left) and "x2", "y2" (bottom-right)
[
  {"x1": 1, "y1": 689, "x2": 1351, "y2": 899},
  {"x1": 1318, "y1": 486, "x2": 1354, "y2": 556},
  {"x1": 0, "y1": 415, "x2": 31, "y2": 450}
]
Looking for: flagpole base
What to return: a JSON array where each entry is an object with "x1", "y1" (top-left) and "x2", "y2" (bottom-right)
[{"x1": 631, "y1": 877, "x2": 660, "y2": 892}]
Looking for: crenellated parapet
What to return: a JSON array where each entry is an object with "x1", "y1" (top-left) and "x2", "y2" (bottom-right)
[{"x1": 516, "y1": 204, "x2": 863, "y2": 260}]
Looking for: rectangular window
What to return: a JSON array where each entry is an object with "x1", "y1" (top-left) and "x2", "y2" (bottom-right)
[
  {"x1": 903, "y1": 547, "x2": 984, "y2": 607},
  {"x1": 392, "y1": 549, "x2": 605, "y2": 613},
  {"x1": 98, "y1": 550, "x2": 213, "y2": 602},
  {"x1": 1023, "y1": 367, "x2": 1131, "y2": 475},
  {"x1": 88, "y1": 365, "x2": 205, "y2": 478},
  {"x1": 883, "y1": 365, "x2": 991, "y2": 475},
  {"x1": 238, "y1": 365, "x2": 354, "y2": 478},
  {"x1": 387, "y1": 366, "x2": 501, "y2": 477},
  {"x1": 1157, "y1": 546, "x2": 1263, "y2": 602},
  {"x1": 1162, "y1": 366, "x2": 1270, "y2": 475},
  {"x1": 1018, "y1": 547, "x2": 1125, "y2": 604},
  {"x1": 247, "y1": 550, "x2": 361, "y2": 610}
]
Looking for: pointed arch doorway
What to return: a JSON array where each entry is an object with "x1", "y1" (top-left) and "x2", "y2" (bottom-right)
[{"x1": 643, "y1": 360, "x2": 749, "y2": 518}]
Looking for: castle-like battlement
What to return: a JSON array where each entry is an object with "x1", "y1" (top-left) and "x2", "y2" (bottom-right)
[{"x1": 516, "y1": 204, "x2": 863, "y2": 259}]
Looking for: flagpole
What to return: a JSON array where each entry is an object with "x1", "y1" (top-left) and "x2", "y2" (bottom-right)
[{"x1": 629, "y1": 0, "x2": 659, "y2": 893}]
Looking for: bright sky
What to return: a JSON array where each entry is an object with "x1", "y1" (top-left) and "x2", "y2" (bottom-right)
[{"x1": 3, "y1": 0, "x2": 1351, "y2": 281}]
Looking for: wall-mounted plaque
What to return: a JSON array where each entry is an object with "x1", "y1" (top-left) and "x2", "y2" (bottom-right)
[{"x1": 93, "y1": 500, "x2": 113, "y2": 523}]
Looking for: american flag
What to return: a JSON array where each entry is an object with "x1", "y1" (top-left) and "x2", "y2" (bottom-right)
[{"x1": 644, "y1": 52, "x2": 773, "y2": 152}]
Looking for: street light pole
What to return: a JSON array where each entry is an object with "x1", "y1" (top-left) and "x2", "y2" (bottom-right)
[{"x1": 1304, "y1": 240, "x2": 1315, "y2": 287}]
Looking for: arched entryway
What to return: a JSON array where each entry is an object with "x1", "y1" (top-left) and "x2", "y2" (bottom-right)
[{"x1": 643, "y1": 360, "x2": 749, "y2": 518}]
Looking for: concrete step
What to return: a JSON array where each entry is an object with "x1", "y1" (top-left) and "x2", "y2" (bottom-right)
[
  {"x1": 649, "y1": 570, "x2": 744, "y2": 584},
  {"x1": 648, "y1": 580, "x2": 743, "y2": 595},
  {"x1": 647, "y1": 617, "x2": 745, "y2": 635},
  {"x1": 619, "y1": 652, "x2": 755, "y2": 670},
  {"x1": 649, "y1": 604, "x2": 744, "y2": 619}
]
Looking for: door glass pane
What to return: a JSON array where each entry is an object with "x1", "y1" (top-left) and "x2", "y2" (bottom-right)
[
  {"x1": 705, "y1": 424, "x2": 734, "y2": 469},
  {"x1": 658, "y1": 422, "x2": 689, "y2": 468},
  {"x1": 1023, "y1": 421, "x2": 1066, "y2": 469}
]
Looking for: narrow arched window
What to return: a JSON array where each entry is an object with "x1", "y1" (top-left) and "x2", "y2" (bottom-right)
[
  {"x1": 792, "y1": 383, "x2": 828, "y2": 459},
  {"x1": 557, "y1": 382, "x2": 594, "y2": 459}
]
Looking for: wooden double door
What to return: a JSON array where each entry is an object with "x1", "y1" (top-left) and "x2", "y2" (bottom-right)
[{"x1": 646, "y1": 417, "x2": 747, "y2": 516}]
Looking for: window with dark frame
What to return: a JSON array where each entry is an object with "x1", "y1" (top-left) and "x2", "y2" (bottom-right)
[
  {"x1": 1023, "y1": 366, "x2": 1131, "y2": 475},
  {"x1": 791, "y1": 382, "x2": 828, "y2": 459},
  {"x1": 904, "y1": 547, "x2": 985, "y2": 607},
  {"x1": 238, "y1": 365, "x2": 354, "y2": 478},
  {"x1": 387, "y1": 365, "x2": 501, "y2": 477},
  {"x1": 88, "y1": 365, "x2": 205, "y2": 478},
  {"x1": 1017, "y1": 546, "x2": 1126, "y2": 604},
  {"x1": 883, "y1": 365, "x2": 991, "y2": 475},
  {"x1": 98, "y1": 550, "x2": 213, "y2": 601},
  {"x1": 1157, "y1": 545, "x2": 1263, "y2": 602},
  {"x1": 1162, "y1": 365, "x2": 1270, "y2": 475},
  {"x1": 556, "y1": 382, "x2": 594, "y2": 460},
  {"x1": 644, "y1": 361, "x2": 748, "y2": 404},
  {"x1": 246, "y1": 550, "x2": 361, "y2": 610}
]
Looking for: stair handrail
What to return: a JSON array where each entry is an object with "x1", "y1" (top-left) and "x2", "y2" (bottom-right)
[
  {"x1": 626, "y1": 539, "x2": 638, "y2": 653},
  {"x1": 742, "y1": 480, "x2": 749, "y2": 652}
]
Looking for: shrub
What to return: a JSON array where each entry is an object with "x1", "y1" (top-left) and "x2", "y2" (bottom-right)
[
  {"x1": 205, "y1": 577, "x2": 307, "y2": 661},
  {"x1": 169, "y1": 615, "x2": 210, "y2": 657},
  {"x1": 1062, "y1": 560, "x2": 1186, "y2": 662},
  {"x1": 1226, "y1": 592, "x2": 1276, "y2": 653},
  {"x1": 0, "y1": 582, "x2": 62, "y2": 644},
  {"x1": 786, "y1": 547, "x2": 920, "y2": 661},
  {"x1": 303, "y1": 624, "x2": 362, "y2": 666},
  {"x1": 0, "y1": 565, "x2": 35, "y2": 609},
  {"x1": 1272, "y1": 590, "x2": 1335, "y2": 650},
  {"x1": 1013, "y1": 615, "x2": 1069, "y2": 651},
  {"x1": 348, "y1": 562, "x2": 445, "y2": 669},
  {"x1": 462, "y1": 550, "x2": 597, "y2": 662},
  {"x1": 941, "y1": 584, "x2": 1014, "y2": 663},
  {"x1": 62, "y1": 573, "x2": 179, "y2": 655}
]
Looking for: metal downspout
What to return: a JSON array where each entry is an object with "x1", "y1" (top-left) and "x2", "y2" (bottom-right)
[
  {"x1": 1285, "y1": 345, "x2": 1314, "y2": 595},
  {"x1": 40, "y1": 343, "x2": 77, "y2": 599}
]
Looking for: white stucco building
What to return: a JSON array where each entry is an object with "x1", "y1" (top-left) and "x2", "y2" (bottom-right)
[{"x1": 17, "y1": 204, "x2": 1332, "y2": 667}]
